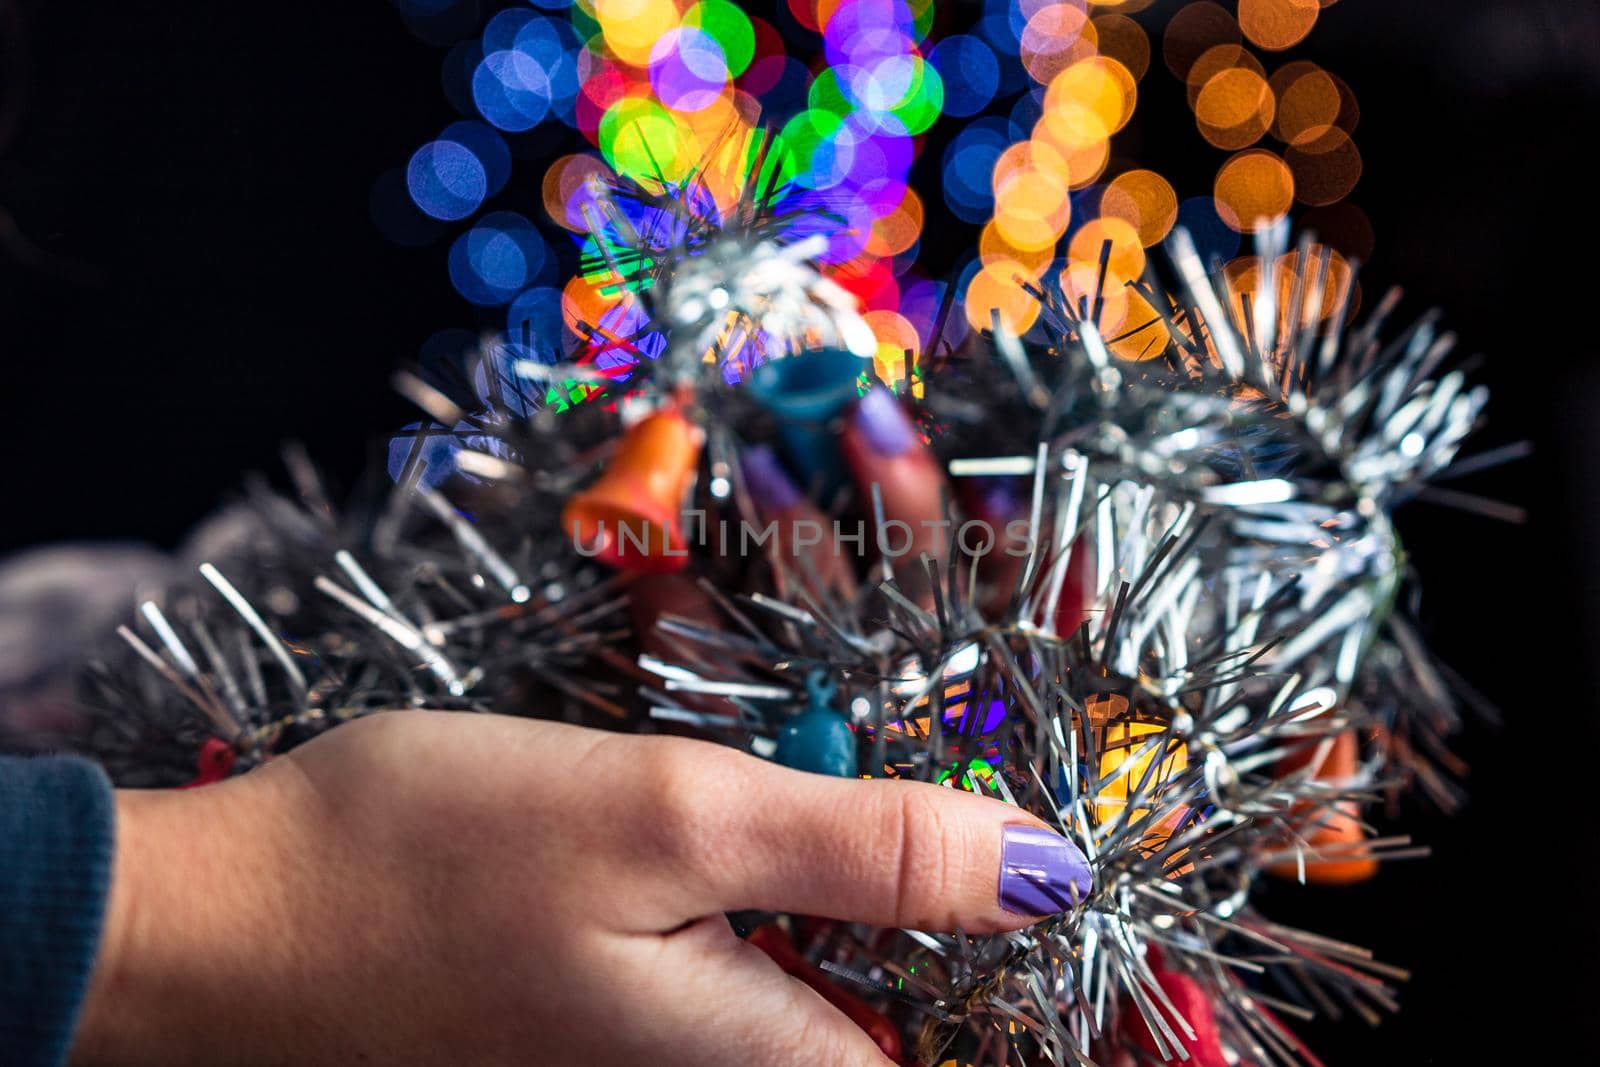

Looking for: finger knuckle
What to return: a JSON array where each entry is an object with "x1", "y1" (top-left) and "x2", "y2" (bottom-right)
[
  {"x1": 893, "y1": 786, "x2": 959, "y2": 922},
  {"x1": 633, "y1": 738, "x2": 741, "y2": 872}
]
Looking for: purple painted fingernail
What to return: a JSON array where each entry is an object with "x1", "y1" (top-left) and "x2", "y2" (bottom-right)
[
  {"x1": 999, "y1": 825, "x2": 1092, "y2": 916},
  {"x1": 742, "y1": 446, "x2": 802, "y2": 513},
  {"x1": 853, "y1": 388, "x2": 917, "y2": 457}
]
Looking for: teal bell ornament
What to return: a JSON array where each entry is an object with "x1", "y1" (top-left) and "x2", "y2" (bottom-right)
[
  {"x1": 773, "y1": 673, "x2": 859, "y2": 778},
  {"x1": 743, "y1": 348, "x2": 866, "y2": 500}
]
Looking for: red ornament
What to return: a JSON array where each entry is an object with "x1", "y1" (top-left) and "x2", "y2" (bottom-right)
[
  {"x1": 1121, "y1": 952, "x2": 1230, "y2": 1067},
  {"x1": 747, "y1": 924, "x2": 905, "y2": 1063},
  {"x1": 181, "y1": 737, "x2": 236, "y2": 789}
]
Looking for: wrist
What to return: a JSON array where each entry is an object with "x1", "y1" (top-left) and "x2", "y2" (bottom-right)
[
  {"x1": 68, "y1": 788, "x2": 148, "y2": 1065},
  {"x1": 69, "y1": 774, "x2": 300, "y2": 1066}
]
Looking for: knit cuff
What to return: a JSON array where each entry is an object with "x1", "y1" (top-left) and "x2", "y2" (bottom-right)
[{"x1": 1, "y1": 755, "x2": 117, "y2": 1067}]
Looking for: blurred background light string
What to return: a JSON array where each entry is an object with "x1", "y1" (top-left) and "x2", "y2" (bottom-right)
[{"x1": 378, "y1": 0, "x2": 1368, "y2": 400}]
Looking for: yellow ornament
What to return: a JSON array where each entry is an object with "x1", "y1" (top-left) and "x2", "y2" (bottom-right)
[{"x1": 1094, "y1": 716, "x2": 1187, "y2": 830}]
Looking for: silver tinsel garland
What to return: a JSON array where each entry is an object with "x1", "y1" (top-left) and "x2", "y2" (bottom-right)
[{"x1": 70, "y1": 185, "x2": 1512, "y2": 1065}]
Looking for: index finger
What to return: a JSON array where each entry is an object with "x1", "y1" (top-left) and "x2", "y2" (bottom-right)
[{"x1": 618, "y1": 735, "x2": 1093, "y2": 935}]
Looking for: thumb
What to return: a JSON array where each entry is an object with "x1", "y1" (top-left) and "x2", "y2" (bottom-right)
[
  {"x1": 634, "y1": 737, "x2": 1092, "y2": 934},
  {"x1": 627, "y1": 916, "x2": 899, "y2": 1067}
]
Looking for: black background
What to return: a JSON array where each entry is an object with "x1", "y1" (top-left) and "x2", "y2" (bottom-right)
[{"x1": 2, "y1": 1, "x2": 1596, "y2": 1061}]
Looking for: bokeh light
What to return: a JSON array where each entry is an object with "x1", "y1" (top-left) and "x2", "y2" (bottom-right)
[
  {"x1": 1285, "y1": 129, "x2": 1362, "y2": 205},
  {"x1": 1020, "y1": 4, "x2": 1095, "y2": 86},
  {"x1": 966, "y1": 262, "x2": 1042, "y2": 334},
  {"x1": 542, "y1": 153, "x2": 613, "y2": 232},
  {"x1": 1059, "y1": 256, "x2": 1130, "y2": 330},
  {"x1": 562, "y1": 272, "x2": 626, "y2": 338},
  {"x1": 866, "y1": 188, "x2": 926, "y2": 257},
  {"x1": 1238, "y1": 0, "x2": 1320, "y2": 52},
  {"x1": 598, "y1": 96, "x2": 689, "y2": 181},
  {"x1": 1091, "y1": 14, "x2": 1149, "y2": 80},
  {"x1": 388, "y1": 421, "x2": 470, "y2": 490},
  {"x1": 1271, "y1": 62, "x2": 1341, "y2": 145},
  {"x1": 507, "y1": 286, "x2": 567, "y2": 360},
  {"x1": 963, "y1": 0, "x2": 1166, "y2": 339},
  {"x1": 449, "y1": 212, "x2": 552, "y2": 306},
  {"x1": 929, "y1": 35, "x2": 1000, "y2": 117},
  {"x1": 408, "y1": 140, "x2": 488, "y2": 221},
  {"x1": 864, "y1": 308, "x2": 922, "y2": 386},
  {"x1": 943, "y1": 120, "x2": 1014, "y2": 223},
  {"x1": 1223, "y1": 244, "x2": 1355, "y2": 334},
  {"x1": 1195, "y1": 66, "x2": 1275, "y2": 149},
  {"x1": 1105, "y1": 287, "x2": 1168, "y2": 361},
  {"x1": 683, "y1": 0, "x2": 756, "y2": 76},
  {"x1": 595, "y1": 0, "x2": 680, "y2": 67},
  {"x1": 650, "y1": 28, "x2": 731, "y2": 112},
  {"x1": 440, "y1": 121, "x2": 511, "y2": 196},
  {"x1": 382, "y1": 0, "x2": 1369, "y2": 372},
  {"x1": 1068, "y1": 217, "x2": 1145, "y2": 280},
  {"x1": 473, "y1": 48, "x2": 554, "y2": 132},
  {"x1": 1101, "y1": 169, "x2": 1177, "y2": 247},
  {"x1": 1046, "y1": 56, "x2": 1136, "y2": 136},
  {"x1": 787, "y1": 0, "x2": 822, "y2": 33},
  {"x1": 993, "y1": 164, "x2": 1072, "y2": 251},
  {"x1": 1213, "y1": 149, "x2": 1295, "y2": 232},
  {"x1": 980, "y1": 220, "x2": 1055, "y2": 278}
]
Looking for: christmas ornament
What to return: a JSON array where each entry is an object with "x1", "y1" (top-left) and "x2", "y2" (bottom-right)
[
  {"x1": 744, "y1": 346, "x2": 868, "y2": 499},
  {"x1": 563, "y1": 401, "x2": 705, "y2": 573},
  {"x1": 773, "y1": 673, "x2": 859, "y2": 778}
]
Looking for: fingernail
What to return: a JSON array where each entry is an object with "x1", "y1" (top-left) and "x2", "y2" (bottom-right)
[
  {"x1": 852, "y1": 388, "x2": 917, "y2": 457},
  {"x1": 999, "y1": 825, "x2": 1092, "y2": 915},
  {"x1": 742, "y1": 445, "x2": 803, "y2": 513}
]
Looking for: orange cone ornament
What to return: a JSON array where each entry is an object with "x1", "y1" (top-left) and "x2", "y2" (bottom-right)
[
  {"x1": 564, "y1": 406, "x2": 703, "y2": 574},
  {"x1": 1268, "y1": 729, "x2": 1379, "y2": 885}
]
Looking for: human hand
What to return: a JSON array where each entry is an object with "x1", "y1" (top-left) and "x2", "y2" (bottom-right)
[{"x1": 72, "y1": 710, "x2": 1091, "y2": 1066}]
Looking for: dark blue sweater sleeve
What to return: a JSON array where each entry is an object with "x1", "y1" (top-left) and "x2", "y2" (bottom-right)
[{"x1": 1, "y1": 755, "x2": 116, "y2": 1067}]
